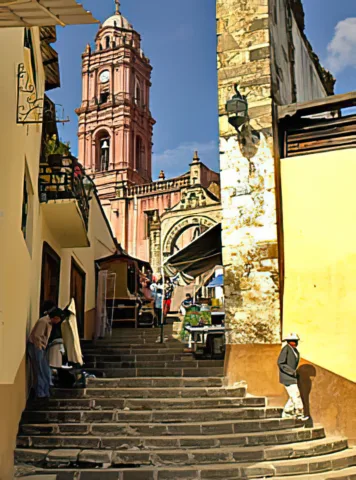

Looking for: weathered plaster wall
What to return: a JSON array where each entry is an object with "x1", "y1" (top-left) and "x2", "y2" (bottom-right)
[{"x1": 217, "y1": 0, "x2": 281, "y2": 345}]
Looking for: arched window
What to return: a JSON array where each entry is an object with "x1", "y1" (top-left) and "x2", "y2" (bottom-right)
[
  {"x1": 96, "y1": 132, "x2": 110, "y2": 172},
  {"x1": 105, "y1": 36, "x2": 110, "y2": 49},
  {"x1": 135, "y1": 136, "x2": 145, "y2": 171},
  {"x1": 135, "y1": 81, "x2": 142, "y2": 107}
]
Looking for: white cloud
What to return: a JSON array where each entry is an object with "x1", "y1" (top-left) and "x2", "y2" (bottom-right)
[
  {"x1": 326, "y1": 18, "x2": 356, "y2": 73},
  {"x1": 152, "y1": 140, "x2": 219, "y2": 179}
]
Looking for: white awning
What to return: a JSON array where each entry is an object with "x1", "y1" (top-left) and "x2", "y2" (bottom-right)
[{"x1": 0, "y1": 0, "x2": 98, "y2": 27}]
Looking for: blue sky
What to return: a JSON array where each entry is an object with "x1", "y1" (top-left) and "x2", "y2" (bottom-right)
[
  {"x1": 51, "y1": 0, "x2": 356, "y2": 179},
  {"x1": 303, "y1": 0, "x2": 356, "y2": 95}
]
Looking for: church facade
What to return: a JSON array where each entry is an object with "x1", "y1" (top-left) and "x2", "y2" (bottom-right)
[{"x1": 76, "y1": 1, "x2": 221, "y2": 273}]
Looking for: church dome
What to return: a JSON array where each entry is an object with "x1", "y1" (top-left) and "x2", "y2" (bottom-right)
[
  {"x1": 102, "y1": 2, "x2": 132, "y2": 31},
  {"x1": 102, "y1": 13, "x2": 132, "y2": 30}
]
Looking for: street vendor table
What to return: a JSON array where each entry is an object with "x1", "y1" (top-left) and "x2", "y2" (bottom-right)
[{"x1": 184, "y1": 325, "x2": 225, "y2": 357}]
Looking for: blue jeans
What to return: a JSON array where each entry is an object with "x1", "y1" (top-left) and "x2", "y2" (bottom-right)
[{"x1": 28, "y1": 342, "x2": 51, "y2": 398}]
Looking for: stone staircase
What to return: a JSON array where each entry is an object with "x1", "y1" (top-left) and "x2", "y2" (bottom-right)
[{"x1": 15, "y1": 326, "x2": 356, "y2": 479}]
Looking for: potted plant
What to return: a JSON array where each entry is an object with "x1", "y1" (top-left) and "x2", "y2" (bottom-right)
[{"x1": 45, "y1": 134, "x2": 70, "y2": 169}]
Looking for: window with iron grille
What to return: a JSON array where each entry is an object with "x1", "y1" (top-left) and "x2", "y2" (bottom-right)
[
  {"x1": 21, "y1": 174, "x2": 29, "y2": 240},
  {"x1": 24, "y1": 28, "x2": 37, "y2": 88},
  {"x1": 21, "y1": 162, "x2": 34, "y2": 253}
]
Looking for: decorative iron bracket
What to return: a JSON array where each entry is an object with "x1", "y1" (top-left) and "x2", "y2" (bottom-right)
[{"x1": 17, "y1": 63, "x2": 44, "y2": 124}]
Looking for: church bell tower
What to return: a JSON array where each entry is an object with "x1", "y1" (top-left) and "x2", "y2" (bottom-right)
[{"x1": 76, "y1": 0, "x2": 155, "y2": 192}]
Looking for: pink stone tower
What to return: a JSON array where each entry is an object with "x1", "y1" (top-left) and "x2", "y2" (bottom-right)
[{"x1": 76, "y1": 0, "x2": 155, "y2": 191}]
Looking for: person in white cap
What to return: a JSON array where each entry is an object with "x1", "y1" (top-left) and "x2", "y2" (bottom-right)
[{"x1": 277, "y1": 333, "x2": 308, "y2": 421}]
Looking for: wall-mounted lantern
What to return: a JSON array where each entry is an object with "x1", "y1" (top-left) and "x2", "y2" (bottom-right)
[
  {"x1": 226, "y1": 83, "x2": 249, "y2": 132},
  {"x1": 83, "y1": 175, "x2": 95, "y2": 200}
]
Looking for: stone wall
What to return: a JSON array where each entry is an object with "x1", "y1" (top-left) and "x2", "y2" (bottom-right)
[{"x1": 217, "y1": 0, "x2": 281, "y2": 344}]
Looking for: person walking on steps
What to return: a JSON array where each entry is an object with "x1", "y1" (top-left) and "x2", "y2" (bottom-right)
[
  {"x1": 163, "y1": 278, "x2": 174, "y2": 319},
  {"x1": 150, "y1": 276, "x2": 164, "y2": 327},
  {"x1": 277, "y1": 332, "x2": 309, "y2": 421}
]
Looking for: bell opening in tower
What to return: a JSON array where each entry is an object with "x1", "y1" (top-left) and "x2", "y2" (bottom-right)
[{"x1": 98, "y1": 138, "x2": 110, "y2": 172}]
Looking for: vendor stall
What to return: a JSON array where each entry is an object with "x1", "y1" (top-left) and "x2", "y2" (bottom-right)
[
  {"x1": 184, "y1": 324, "x2": 225, "y2": 359},
  {"x1": 164, "y1": 224, "x2": 226, "y2": 355},
  {"x1": 96, "y1": 245, "x2": 151, "y2": 329}
]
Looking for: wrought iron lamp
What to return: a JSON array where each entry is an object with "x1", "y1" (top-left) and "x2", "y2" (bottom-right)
[
  {"x1": 226, "y1": 84, "x2": 249, "y2": 132},
  {"x1": 82, "y1": 175, "x2": 95, "y2": 199}
]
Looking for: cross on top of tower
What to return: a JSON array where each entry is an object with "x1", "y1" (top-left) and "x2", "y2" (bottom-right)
[{"x1": 115, "y1": 0, "x2": 121, "y2": 14}]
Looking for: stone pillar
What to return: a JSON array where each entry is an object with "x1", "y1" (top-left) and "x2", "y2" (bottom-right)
[
  {"x1": 217, "y1": 0, "x2": 281, "y2": 352},
  {"x1": 149, "y1": 211, "x2": 162, "y2": 276}
]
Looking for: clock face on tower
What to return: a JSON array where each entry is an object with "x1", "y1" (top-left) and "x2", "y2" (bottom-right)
[{"x1": 99, "y1": 70, "x2": 110, "y2": 83}]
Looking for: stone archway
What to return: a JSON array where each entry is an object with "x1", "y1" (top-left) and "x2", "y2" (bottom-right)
[{"x1": 163, "y1": 215, "x2": 217, "y2": 257}]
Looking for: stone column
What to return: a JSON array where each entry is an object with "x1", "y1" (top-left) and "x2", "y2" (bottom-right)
[
  {"x1": 149, "y1": 211, "x2": 162, "y2": 276},
  {"x1": 217, "y1": 0, "x2": 281, "y2": 355}
]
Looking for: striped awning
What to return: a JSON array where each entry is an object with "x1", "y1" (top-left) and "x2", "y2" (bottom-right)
[{"x1": 0, "y1": 0, "x2": 98, "y2": 27}]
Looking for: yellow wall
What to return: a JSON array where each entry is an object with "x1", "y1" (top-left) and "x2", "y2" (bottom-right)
[
  {"x1": 0, "y1": 27, "x2": 45, "y2": 385},
  {"x1": 0, "y1": 27, "x2": 45, "y2": 480},
  {"x1": 0, "y1": 27, "x2": 115, "y2": 479},
  {"x1": 0, "y1": 357, "x2": 26, "y2": 479},
  {"x1": 282, "y1": 148, "x2": 356, "y2": 383}
]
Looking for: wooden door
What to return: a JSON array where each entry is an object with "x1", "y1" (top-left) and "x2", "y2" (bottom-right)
[
  {"x1": 40, "y1": 243, "x2": 61, "y2": 315},
  {"x1": 70, "y1": 259, "x2": 86, "y2": 338}
]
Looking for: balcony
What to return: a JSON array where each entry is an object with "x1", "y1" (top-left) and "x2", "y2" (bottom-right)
[{"x1": 39, "y1": 159, "x2": 91, "y2": 248}]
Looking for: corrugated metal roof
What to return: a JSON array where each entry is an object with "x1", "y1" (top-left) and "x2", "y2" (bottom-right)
[{"x1": 0, "y1": 0, "x2": 98, "y2": 27}]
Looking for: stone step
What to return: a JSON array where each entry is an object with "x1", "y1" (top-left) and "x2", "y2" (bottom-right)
[
  {"x1": 51, "y1": 386, "x2": 246, "y2": 399},
  {"x1": 111, "y1": 327, "x2": 174, "y2": 334},
  {"x1": 15, "y1": 437, "x2": 348, "y2": 468},
  {"x1": 83, "y1": 360, "x2": 224, "y2": 369},
  {"x1": 87, "y1": 376, "x2": 225, "y2": 388},
  {"x1": 83, "y1": 338, "x2": 185, "y2": 351},
  {"x1": 15, "y1": 477, "x2": 57, "y2": 480},
  {"x1": 82, "y1": 333, "x2": 165, "y2": 341},
  {"x1": 84, "y1": 366, "x2": 225, "y2": 378},
  {"x1": 273, "y1": 466, "x2": 356, "y2": 480},
  {"x1": 17, "y1": 426, "x2": 325, "y2": 450},
  {"x1": 83, "y1": 338, "x2": 178, "y2": 346},
  {"x1": 20, "y1": 417, "x2": 301, "y2": 437},
  {"x1": 21, "y1": 407, "x2": 282, "y2": 425},
  {"x1": 81, "y1": 347, "x2": 187, "y2": 355},
  {"x1": 103, "y1": 334, "x2": 176, "y2": 340},
  {"x1": 14, "y1": 448, "x2": 356, "y2": 479},
  {"x1": 26, "y1": 396, "x2": 266, "y2": 411},
  {"x1": 84, "y1": 353, "x2": 194, "y2": 362}
]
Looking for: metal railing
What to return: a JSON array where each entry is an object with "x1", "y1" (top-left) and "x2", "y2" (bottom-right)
[{"x1": 39, "y1": 162, "x2": 90, "y2": 228}]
